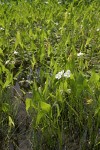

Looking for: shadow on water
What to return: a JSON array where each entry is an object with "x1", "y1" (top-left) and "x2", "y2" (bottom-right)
[{"x1": 1, "y1": 79, "x2": 33, "y2": 150}]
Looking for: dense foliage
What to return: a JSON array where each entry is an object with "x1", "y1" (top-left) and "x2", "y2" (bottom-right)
[{"x1": 0, "y1": 0, "x2": 100, "y2": 149}]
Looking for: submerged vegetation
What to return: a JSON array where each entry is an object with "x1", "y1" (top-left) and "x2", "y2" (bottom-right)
[{"x1": 0, "y1": 0, "x2": 100, "y2": 149}]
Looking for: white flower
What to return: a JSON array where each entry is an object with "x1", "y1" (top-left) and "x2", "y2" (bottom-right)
[
  {"x1": 77, "y1": 52, "x2": 84, "y2": 57},
  {"x1": 0, "y1": 27, "x2": 4, "y2": 30},
  {"x1": 55, "y1": 70, "x2": 64, "y2": 79},
  {"x1": 55, "y1": 70, "x2": 71, "y2": 79},
  {"x1": 63, "y1": 70, "x2": 71, "y2": 78},
  {"x1": 59, "y1": 70, "x2": 64, "y2": 75},
  {"x1": 14, "y1": 51, "x2": 18, "y2": 55},
  {"x1": 44, "y1": 1, "x2": 48, "y2": 4},
  {"x1": 58, "y1": 1, "x2": 62, "y2": 4},
  {"x1": 5, "y1": 60, "x2": 10, "y2": 64},
  {"x1": 97, "y1": 28, "x2": 100, "y2": 32}
]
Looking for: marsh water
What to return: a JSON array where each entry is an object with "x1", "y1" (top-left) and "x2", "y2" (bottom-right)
[{"x1": 1, "y1": 49, "x2": 100, "y2": 150}]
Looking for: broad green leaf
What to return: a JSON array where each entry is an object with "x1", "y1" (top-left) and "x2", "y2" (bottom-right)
[
  {"x1": 94, "y1": 107, "x2": 100, "y2": 117},
  {"x1": 25, "y1": 98, "x2": 32, "y2": 111},
  {"x1": 56, "y1": 89, "x2": 63, "y2": 102},
  {"x1": 15, "y1": 31, "x2": 23, "y2": 48},
  {"x1": 40, "y1": 101, "x2": 51, "y2": 112},
  {"x1": 2, "y1": 103, "x2": 9, "y2": 113},
  {"x1": 90, "y1": 72, "x2": 99, "y2": 83},
  {"x1": 8, "y1": 116, "x2": 15, "y2": 127},
  {"x1": 29, "y1": 28, "x2": 33, "y2": 37},
  {"x1": 3, "y1": 71, "x2": 13, "y2": 89},
  {"x1": 31, "y1": 54, "x2": 36, "y2": 69},
  {"x1": 85, "y1": 37, "x2": 91, "y2": 46},
  {"x1": 94, "y1": 96, "x2": 100, "y2": 116},
  {"x1": 36, "y1": 111, "x2": 44, "y2": 126},
  {"x1": 47, "y1": 42, "x2": 51, "y2": 57},
  {"x1": 40, "y1": 46, "x2": 45, "y2": 62},
  {"x1": 26, "y1": 98, "x2": 37, "y2": 111},
  {"x1": 53, "y1": 103, "x2": 60, "y2": 118}
]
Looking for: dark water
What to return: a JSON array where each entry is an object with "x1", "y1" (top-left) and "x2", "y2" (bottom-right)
[{"x1": 1, "y1": 81, "x2": 33, "y2": 150}]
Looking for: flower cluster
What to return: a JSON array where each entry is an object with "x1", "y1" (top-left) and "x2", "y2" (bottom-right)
[{"x1": 55, "y1": 70, "x2": 71, "y2": 79}]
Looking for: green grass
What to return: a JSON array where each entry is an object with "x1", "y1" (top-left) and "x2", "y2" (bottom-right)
[{"x1": 0, "y1": 0, "x2": 100, "y2": 149}]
